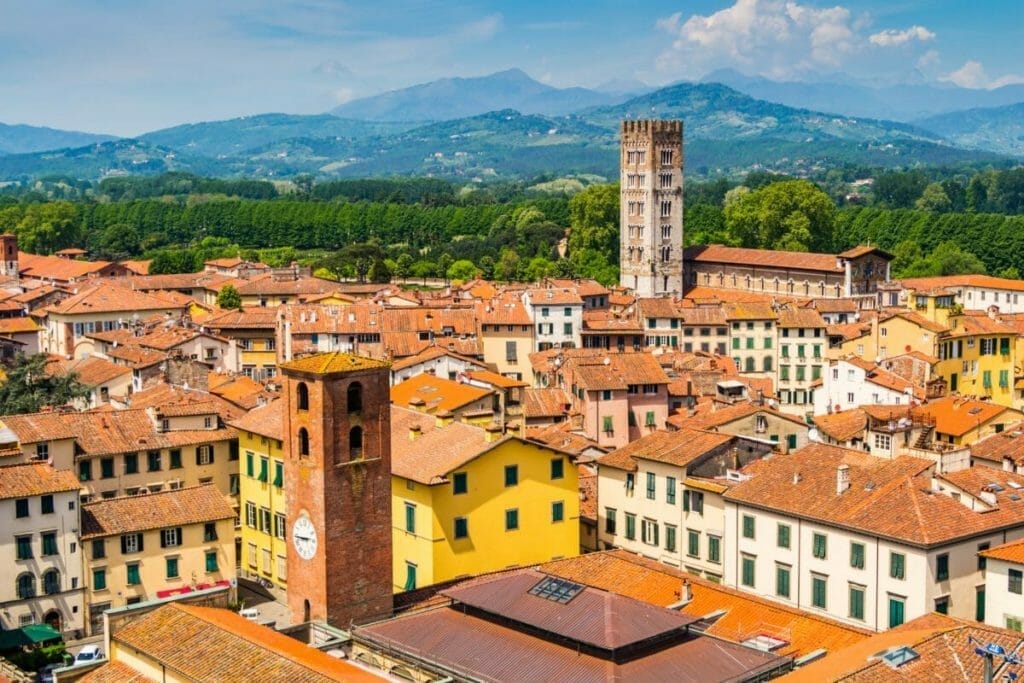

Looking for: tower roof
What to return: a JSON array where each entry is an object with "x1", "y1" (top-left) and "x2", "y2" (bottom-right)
[{"x1": 278, "y1": 351, "x2": 390, "y2": 377}]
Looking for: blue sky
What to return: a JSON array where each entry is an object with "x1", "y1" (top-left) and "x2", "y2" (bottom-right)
[{"x1": 1, "y1": 0, "x2": 1021, "y2": 136}]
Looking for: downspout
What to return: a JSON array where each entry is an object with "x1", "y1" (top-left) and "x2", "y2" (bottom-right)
[
  {"x1": 797, "y1": 518, "x2": 802, "y2": 608},
  {"x1": 874, "y1": 537, "x2": 880, "y2": 632}
]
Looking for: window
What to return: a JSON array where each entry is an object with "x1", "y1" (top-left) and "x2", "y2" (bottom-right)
[
  {"x1": 196, "y1": 445, "x2": 213, "y2": 466},
  {"x1": 127, "y1": 563, "x2": 140, "y2": 586},
  {"x1": 687, "y1": 529, "x2": 699, "y2": 557},
  {"x1": 935, "y1": 596, "x2": 949, "y2": 615},
  {"x1": 246, "y1": 452, "x2": 254, "y2": 477},
  {"x1": 160, "y1": 528, "x2": 181, "y2": 548},
  {"x1": 258, "y1": 457, "x2": 269, "y2": 483},
  {"x1": 888, "y1": 596, "x2": 905, "y2": 628},
  {"x1": 271, "y1": 460, "x2": 284, "y2": 488},
  {"x1": 453, "y1": 472, "x2": 468, "y2": 495},
  {"x1": 404, "y1": 562, "x2": 417, "y2": 591},
  {"x1": 1010, "y1": 568, "x2": 1023, "y2": 594},
  {"x1": 205, "y1": 551, "x2": 218, "y2": 573},
  {"x1": 349, "y1": 426, "x2": 363, "y2": 458},
  {"x1": 605, "y1": 508, "x2": 617, "y2": 534},
  {"x1": 41, "y1": 532, "x2": 57, "y2": 556},
  {"x1": 741, "y1": 555, "x2": 756, "y2": 587},
  {"x1": 122, "y1": 533, "x2": 143, "y2": 554},
  {"x1": 641, "y1": 519, "x2": 659, "y2": 546},
  {"x1": 453, "y1": 517, "x2": 469, "y2": 539},
  {"x1": 505, "y1": 340, "x2": 517, "y2": 362},
  {"x1": 708, "y1": 535, "x2": 721, "y2": 563},
  {"x1": 93, "y1": 568, "x2": 106, "y2": 591},
  {"x1": 777, "y1": 524, "x2": 791, "y2": 549},
  {"x1": 298, "y1": 427, "x2": 310, "y2": 457},
  {"x1": 504, "y1": 464, "x2": 518, "y2": 487},
  {"x1": 540, "y1": 497, "x2": 561, "y2": 523},
  {"x1": 936, "y1": 553, "x2": 949, "y2": 581},
  {"x1": 776, "y1": 565, "x2": 790, "y2": 598},
  {"x1": 505, "y1": 509, "x2": 519, "y2": 531},
  {"x1": 742, "y1": 515, "x2": 755, "y2": 539},
  {"x1": 404, "y1": 503, "x2": 416, "y2": 533},
  {"x1": 202, "y1": 522, "x2": 218, "y2": 542},
  {"x1": 812, "y1": 575, "x2": 827, "y2": 609},
  {"x1": 15, "y1": 498, "x2": 29, "y2": 518},
  {"x1": 229, "y1": 474, "x2": 240, "y2": 496},
  {"x1": 296, "y1": 382, "x2": 309, "y2": 411},
  {"x1": 16, "y1": 535, "x2": 32, "y2": 560},
  {"x1": 849, "y1": 585, "x2": 865, "y2": 620},
  {"x1": 602, "y1": 416, "x2": 613, "y2": 434},
  {"x1": 35, "y1": 443, "x2": 49, "y2": 460},
  {"x1": 259, "y1": 508, "x2": 271, "y2": 533},
  {"x1": 812, "y1": 533, "x2": 827, "y2": 559},
  {"x1": 92, "y1": 539, "x2": 105, "y2": 559},
  {"x1": 124, "y1": 453, "x2": 138, "y2": 475},
  {"x1": 646, "y1": 472, "x2": 656, "y2": 500},
  {"x1": 890, "y1": 552, "x2": 905, "y2": 580},
  {"x1": 16, "y1": 573, "x2": 35, "y2": 599},
  {"x1": 274, "y1": 513, "x2": 285, "y2": 540},
  {"x1": 850, "y1": 542, "x2": 865, "y2": 569},
  {"x1": 979, "y1": 542, "x2": 990, "y2": 571},
  {"x1": 147, "y1": 450, "x2": 161, "y2": 472},
  {"x1": 79, "y1": 460, "x2": 92, "y2": 481},
  {"x1": 245, "y1": 502, "x2": 256, "y2": 528},
  {"x1": 166, "y1": 557, "x2": 179, "y2": 579},
  {"x1": 625, "y1": 513, "x2": 636, "y2": 540},
  {"x1": 666, "y1": 477, "x2": 676, "y2": 505},
  {"x1": 550, "y1": 458, "x2": 564, "y2": 480}
]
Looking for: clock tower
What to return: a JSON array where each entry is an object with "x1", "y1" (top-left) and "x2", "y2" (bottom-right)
[{"x1": 279, "y1": 352, "x2": 393, "y2": 627}]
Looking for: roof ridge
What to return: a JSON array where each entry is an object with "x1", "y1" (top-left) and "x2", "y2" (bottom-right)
[{"x1": 81, "y1": 481, "x2": 221, "y2": 507}]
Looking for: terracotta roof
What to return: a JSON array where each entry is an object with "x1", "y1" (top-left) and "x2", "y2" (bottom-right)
[
  {"x1": 804, "y1": 298, "x2": 859, "y2": 313},
  {"x1": 81, "y1": 484, "x2": 235, "y2": 538},
  {"x1": 0, "y1": 462, "x2": 80, "y2": 500},
  {"x1": 204, "y1": 306, "x2": 279, "y2": 330},
  {"x1": 207, "y1": 373, "x2": 273, "y2": 410},
  {"x1": 942, "y1": 312, "x2": 1016, "y2": 337},
  {"x1": 723, "y1": 301, "x2": 778, "y2": 321},
  {"x1": 126, "y1": 384, "x2": 244, "y2": 421},
  {"x1": 45, "y1": 284, "x2": 181, "y2": 316},
  {"x1": 234, "y1": 274, "x2": 338, "y2": 297},
  {"x1": 879, "y1": 308, "x2": 947, "y2": 334},
  {"x1": 466, "y1": 370, "x2": 527, "y2": 389},
  {"x1": 389, "y1": 345, "x2": 485, "y2": 373},
  {"x1": 899, "y1": 273, "x2": 1024, "y2": 294},
  {"x1": 390, "y1": 373, "x2": 492, "y2": 414},
  {"x1": 785, "y1": 613, "x2": 1023, "y2": 682},
  {"x1": 597, "y1": 428, "x2": 732, "y2": 472},
  {"x1": 637, "y1": 297, "x2": 681, "y2": 319},
  {"x1": 828, "y1": 321, "x2": 870, "y2": 342},
  {"x1": 524, "y1": 288, "x2": 583, "y2": 306},
  {"x1": 581, "y1": 310, "x2": 642, "y2": 332},
  {"x1": 725, "y1": 444, "x2": 1024, "y2": 547},
  {"x1": 112, "y1": 603, "x2": 380, "y2": 682},
  {"x1": 391, "y1": 406, "x2": 512, "y2": 484},
  {"x1": 18, "y1": 251, "x2": 115, "y2": 282},
  {"x1": 668, "y1": 401, "x2": 807, "y2": 431},
  {"x1": 526, "y1": 422, "x2": 603, "y2": 457},
  {"x1": 980, "y1": 537, "x2": 1024, "y2": 565},
  {"x1": 279, "y1": 351, "x2": 389, "y2": 376},
  {"x1": 913, "y1": 395, "x2": 1020, "y2": 437},
  {"x1": 681, "y1": 286, "x2": 788, "y2": 304},
  {"x1": 228, "y1": 399, "x2": 284, "y2": 442},
  {"x1": 48, "y1": 355, "x2": 130, "y2": 387},
  {"x1": 120, "y1": 260, "x2": 151, "y2": 276},
  {"x1": 541, "y1": 550, "x2": 869, "y2": 660},
  {"x1": 837, "y1": 245, "x2": 891, "y2": 259},
  {"x1": 971, "y1": 423, "x2": 1024, "y2": 465},
  {"x1": 685, "y1": 244, "x2": 844, "y2": 273},
  {"x1": 79, "y1": 661, "x2": 151, "y2": 683},
  {"x1": 777, "y1": 307, "x2": 826, "y2": 329},
  {"x1": 476, "y1": 299, "x2": 533, "y2": 325},
  {"x1": 841, "y1": 356, "x2": 926, "y2": 400},
  {"x1": 0, "y1": 317, "x2": 40, "y2": 334},
  {"x1": 578, "y1": 465, "x2": 597, "y2": 520},
  {"x1": 523, "y1": 387, "x2": 570, "y2": 419},
  {"x1": 546, "y1": 278, "x2": 610, "y2": 298},
  {"x1": 567, "y1": 353, "x2": 669, "y2": 391},
  {"x1": 813, "y1": 409, "x2": 868, "y2": 442}
]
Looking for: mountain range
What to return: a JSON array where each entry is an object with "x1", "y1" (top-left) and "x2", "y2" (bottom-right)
[{"x1": 0, "y1": 69, "x2": 1021, "y2": 182}]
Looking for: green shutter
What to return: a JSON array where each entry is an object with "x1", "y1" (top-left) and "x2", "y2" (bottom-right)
[
  {"x1": 743, "y1": 515, "x2": 755, "y2": 539},
  {"x1": 812, "y1": 577, "x2": 826, "y2": 608},
  {"x1": 889, "y1": 598, "x2": 904, "y2": 627},
  {"x1": 742, "y1": 557, "x2": 755, "y2": 587},
  {"x1": 777, "y1": 524, "x2": 790, "y2": 549},
  {"x1": 708, "y1": 536, "x2": 720, "y2": 563},
  {"x1": 93, "y1": 569, "x2": 106, "y2": 591},
  {"x1": 625, "y1": 514, "x2": 636, "y2": 540},
  {"x1": 602, "y1": 416, "x2": 613, "y2": 433},
  {"x1": 688, "y1": 530, "x2": 699, "y2": 556},
  {"x1": 205, "y1": 551, "x2": 218, "y2": 573},
  {"x1": 851, "y1": 543, "x2": 864, "y2": 569},
  {"x1": 258, "y1": 457, "x2": 268, "y2": 482},
  {"x1": 272, "y1": 461, "x2": 283, "y2": 488},
  {"x1": 850, "y1": 587, "x2": 864, "y2": 620},
  {"x1": 776, "y1": 566, "x2": 790, "y2": 598}
]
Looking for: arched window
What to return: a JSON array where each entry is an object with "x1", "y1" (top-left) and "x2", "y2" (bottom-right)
[
  {"x1": 16, "y1": 573, "x2": 35, "y2": 599},
  {"x1": 347, "y1": 382, "x2": 363, "y2": 414},
  {"x1": 349, "y1": 426, "x2": 363, "y2": 459},
  {"x1": 296, "y1": 382, "x2": 309, "y2": 411},
  {"x1": 745, "y1": 357, "x2": 755, "y2": 373},
  {"x1": 763, "y1": 356, "x2": 773, "y2": 372},
  {"x1": 297, "y1": 428, "x2": 310, "y2": 457},
  {"x1": 43, "y1": 569, "x2": 60, "y2": 595}
]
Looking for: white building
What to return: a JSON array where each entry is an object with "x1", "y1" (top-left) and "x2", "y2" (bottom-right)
[
  {"x1": 522, "y1": 288, "x2": 583, "y2": 351},
  {"x1": 980, "y1": 539, "x2": 1024, "y2": 629},
  {"x1": 813, "y1": 356, "x2": 923, "y2": 415},
  {"x1": 0, "y1": 462, "x2": 85, "y2": 637},
  {"x1": 899, "y1": 274, "x2": 1024, "y2": 314},
  {"x1": 723, "y1": 444, "x2": 1024, "y2": 631}
]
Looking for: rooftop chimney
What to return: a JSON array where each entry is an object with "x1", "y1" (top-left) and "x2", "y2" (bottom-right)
[
  {"x1": 837, "y1": 464, "x2": 851, "y2": 495},
  {"x1": 793, "y1": 472, "x2": 801, "y2": 485},
  {"x1": 484, "y1": 422, "x2": 503, "y2": 443},
  {"x1": 409, "y1": 423, "x2": 422, "y2": 441},
  {"x1": 435, "y1": 410, "x2": 454, "y2": 428}
]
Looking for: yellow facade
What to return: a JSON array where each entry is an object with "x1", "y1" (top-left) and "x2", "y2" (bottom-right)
[
  {"x1": 906, "y1": 289, "x2": 958, "y2": 327},
  {"x1": 829, "y1": 313, "x2": 941, "y2": 362},
  {"x1": 390, "y1": 438, "x2": 580, "y2": 592},
  {"x1": 936, "y1": 330, "x2": 1015, "y2": 407},
  {"x1": 238, "y1": 430, "x2": 288, "y2": 589},
  {"x1": 237, "y1": 337, "x2": 278, "y2": 379}
]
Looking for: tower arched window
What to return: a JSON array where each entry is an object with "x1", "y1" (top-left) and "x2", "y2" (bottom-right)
[
  {"x1": 298, "y1": 428, "x2": 310, "y2": 457},
  {"x1": 347, "y1": 382, "x2": 363, "y2": 414},
  {"x1": 16, "y1": 573, "x2": 35, "y2": 599},
  {"x1": 349, "y1": 426, "x2": 363, "y2": 459},
  {"x1": 296, "y1": 382, "x2": 309, "y2": 411},
  {"x1": 43, "y1": 569, "x2": 60, "y2": 595}
]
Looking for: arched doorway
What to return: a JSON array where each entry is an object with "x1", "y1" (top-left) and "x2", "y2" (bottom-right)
[{"x1": 44, "y1": 610, "x2": 61, "y2": 632}]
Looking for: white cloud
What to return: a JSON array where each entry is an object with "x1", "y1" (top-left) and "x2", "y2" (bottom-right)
[
  {"x1": 868, "y1": 25, "x2": 935, "y2": 47},
  {"x1": 916, "y1": 49, "x2": 940, "y2": 69},
  {"x1": 656, "y1": 1, "x2": 938, "y2": 80},
  {"x1": 942, "y1": 60, "x2": 1024, "y2": 89}
]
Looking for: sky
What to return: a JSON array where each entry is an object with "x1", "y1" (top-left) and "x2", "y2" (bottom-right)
[{"x1": 1, "y1": 0, "x2": 1022, "y2": 136}]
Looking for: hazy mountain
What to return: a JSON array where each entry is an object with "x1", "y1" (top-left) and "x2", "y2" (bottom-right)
[
  {"x1": 331, "y1": 69, "x2": 625, "y2": 121},
  {"x1": 916, "y1": 102, "x2": 1024, "y2": 157},
  {"x1": 138, "y1": 113, "x2": 416, "y2": 158},
  {"x1": 700, "y1": 68, "x2": 1024, "y2": 122},
  {"x1": 0, "y1": 122, "x2": 116, "y2": 156}
]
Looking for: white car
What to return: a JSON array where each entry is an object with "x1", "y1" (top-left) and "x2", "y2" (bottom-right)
[{"x1": 73, "y1": 645, "x2": 104, "y2": 664}]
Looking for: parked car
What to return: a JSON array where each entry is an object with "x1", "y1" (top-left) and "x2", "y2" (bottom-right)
[{"x1": 73, "y1": 645, "x2": 104, "y2": 664}]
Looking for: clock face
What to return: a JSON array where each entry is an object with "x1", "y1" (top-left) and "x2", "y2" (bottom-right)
[{"x1": 292, "y1": 514, "x2": 318, "y2": 560}]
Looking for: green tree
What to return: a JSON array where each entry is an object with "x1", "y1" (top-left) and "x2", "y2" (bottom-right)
[
  {"x1": 890, "y1": 240, "x2": 923, "y2": 277},
  {"x1": 567, "y1": 184, "x2": 618, "y2": 264},
  {"x1": 478, "y1": 255, "x2": 495, "y2": 280},
  {"x1": 524, "y1": 256, "x2": 556, "y2": 282},
  {"x1": 395, "y1": 253, "x2": 414, "y2": 282},
  {"x1": 902, "y1": 241, "x2": 987, "y2": 277},
  {"x1": 493, "y1": 249, "x2": 521, "y2": 282},
  {"x1": 0, "y1": 354, "x2": 90, "y2": 414},
  {"x1": 368, "y1": 256, "x2": 392, "y2": 283},
  {"x1": 873, "y1": 170, "x2": 928, "y2": 208},
  {"x1": 997, "y1": 266, "x2": 1021, "y2": 280},
  {"x1": 216, "y1": 284, "x2": 242, "y2": 310},
  {"x1": 437, "y1": 253, "x2": 454, "y2": 283},
  {"x1": 446, "y1": 259, "x2": 478, "y2": 282},
  {"x1": 915, "y1": 183, "x2": 952, "y2": 213},
  {"x1": 16, "y1": 202, "x2": 80, "y2": 254},
  {"x1": 724, "y1": 180, "x2": 835, "y2": 252},
  {"x1": 97, "y1": 222, "x2": 141, "y2": 259}
]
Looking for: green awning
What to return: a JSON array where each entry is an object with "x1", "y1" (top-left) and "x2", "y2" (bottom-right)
[{"x1": 0, "y1": 623, "x2": 62, "y2": 650}]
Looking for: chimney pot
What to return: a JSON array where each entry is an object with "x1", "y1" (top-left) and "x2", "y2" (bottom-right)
[{"x1": 837, "y1": 463, "x2": 851, "y2": 495}]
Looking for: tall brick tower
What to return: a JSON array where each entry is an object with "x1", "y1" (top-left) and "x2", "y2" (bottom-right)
[
  {"x1": 279, "y1": 352, "x2": 393, "y2": 627},
  {"x1": 619, "y1": 120, "x2": 684, "y2": 298},
  {"x1": 0, "y1": 234, "x2": 18, "y2": 280}
]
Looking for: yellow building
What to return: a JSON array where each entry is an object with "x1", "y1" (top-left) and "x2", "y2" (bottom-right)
[
  {"x1": 936, "y1": 312, "x2": 1016, "y2": 406},
  {"x1": 228, "y1": 399, "x2": 288, "y2": 592},
  {"x1": 80, "y1": 484, "x2": 236, "y2": 635},
  {"x1": 390, "y1": 406, "x2": 579, "y2": 592},
  {"x1": 829, "y1": 309, "x2": 945, "y2": 362},
  {"x1": 913, "y1": 395, "x2": 1024, "y2": 447},
  {"x1": 475, "y1": 296, "x2": 535, "y2": 382},
  {"x1": 205, "y1": 307, "x2": 280, "y2": 381}
]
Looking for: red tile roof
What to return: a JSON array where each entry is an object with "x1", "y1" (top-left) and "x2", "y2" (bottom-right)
[
  {"x1": 685, "y1": 244, "x2": 845, "y2": 273},
  {"x1": 81, "y1": 484, "x2": 235, "y2": 538},
  {"x1": 390, "y1": 373, "x2": 491, "y2": 413},
  {"x1": 597, "y1": 428, "x2": 732, "y2": 472},
  {"x1": 0, "y1": 462, "x2": 80, "y2": 500}
]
